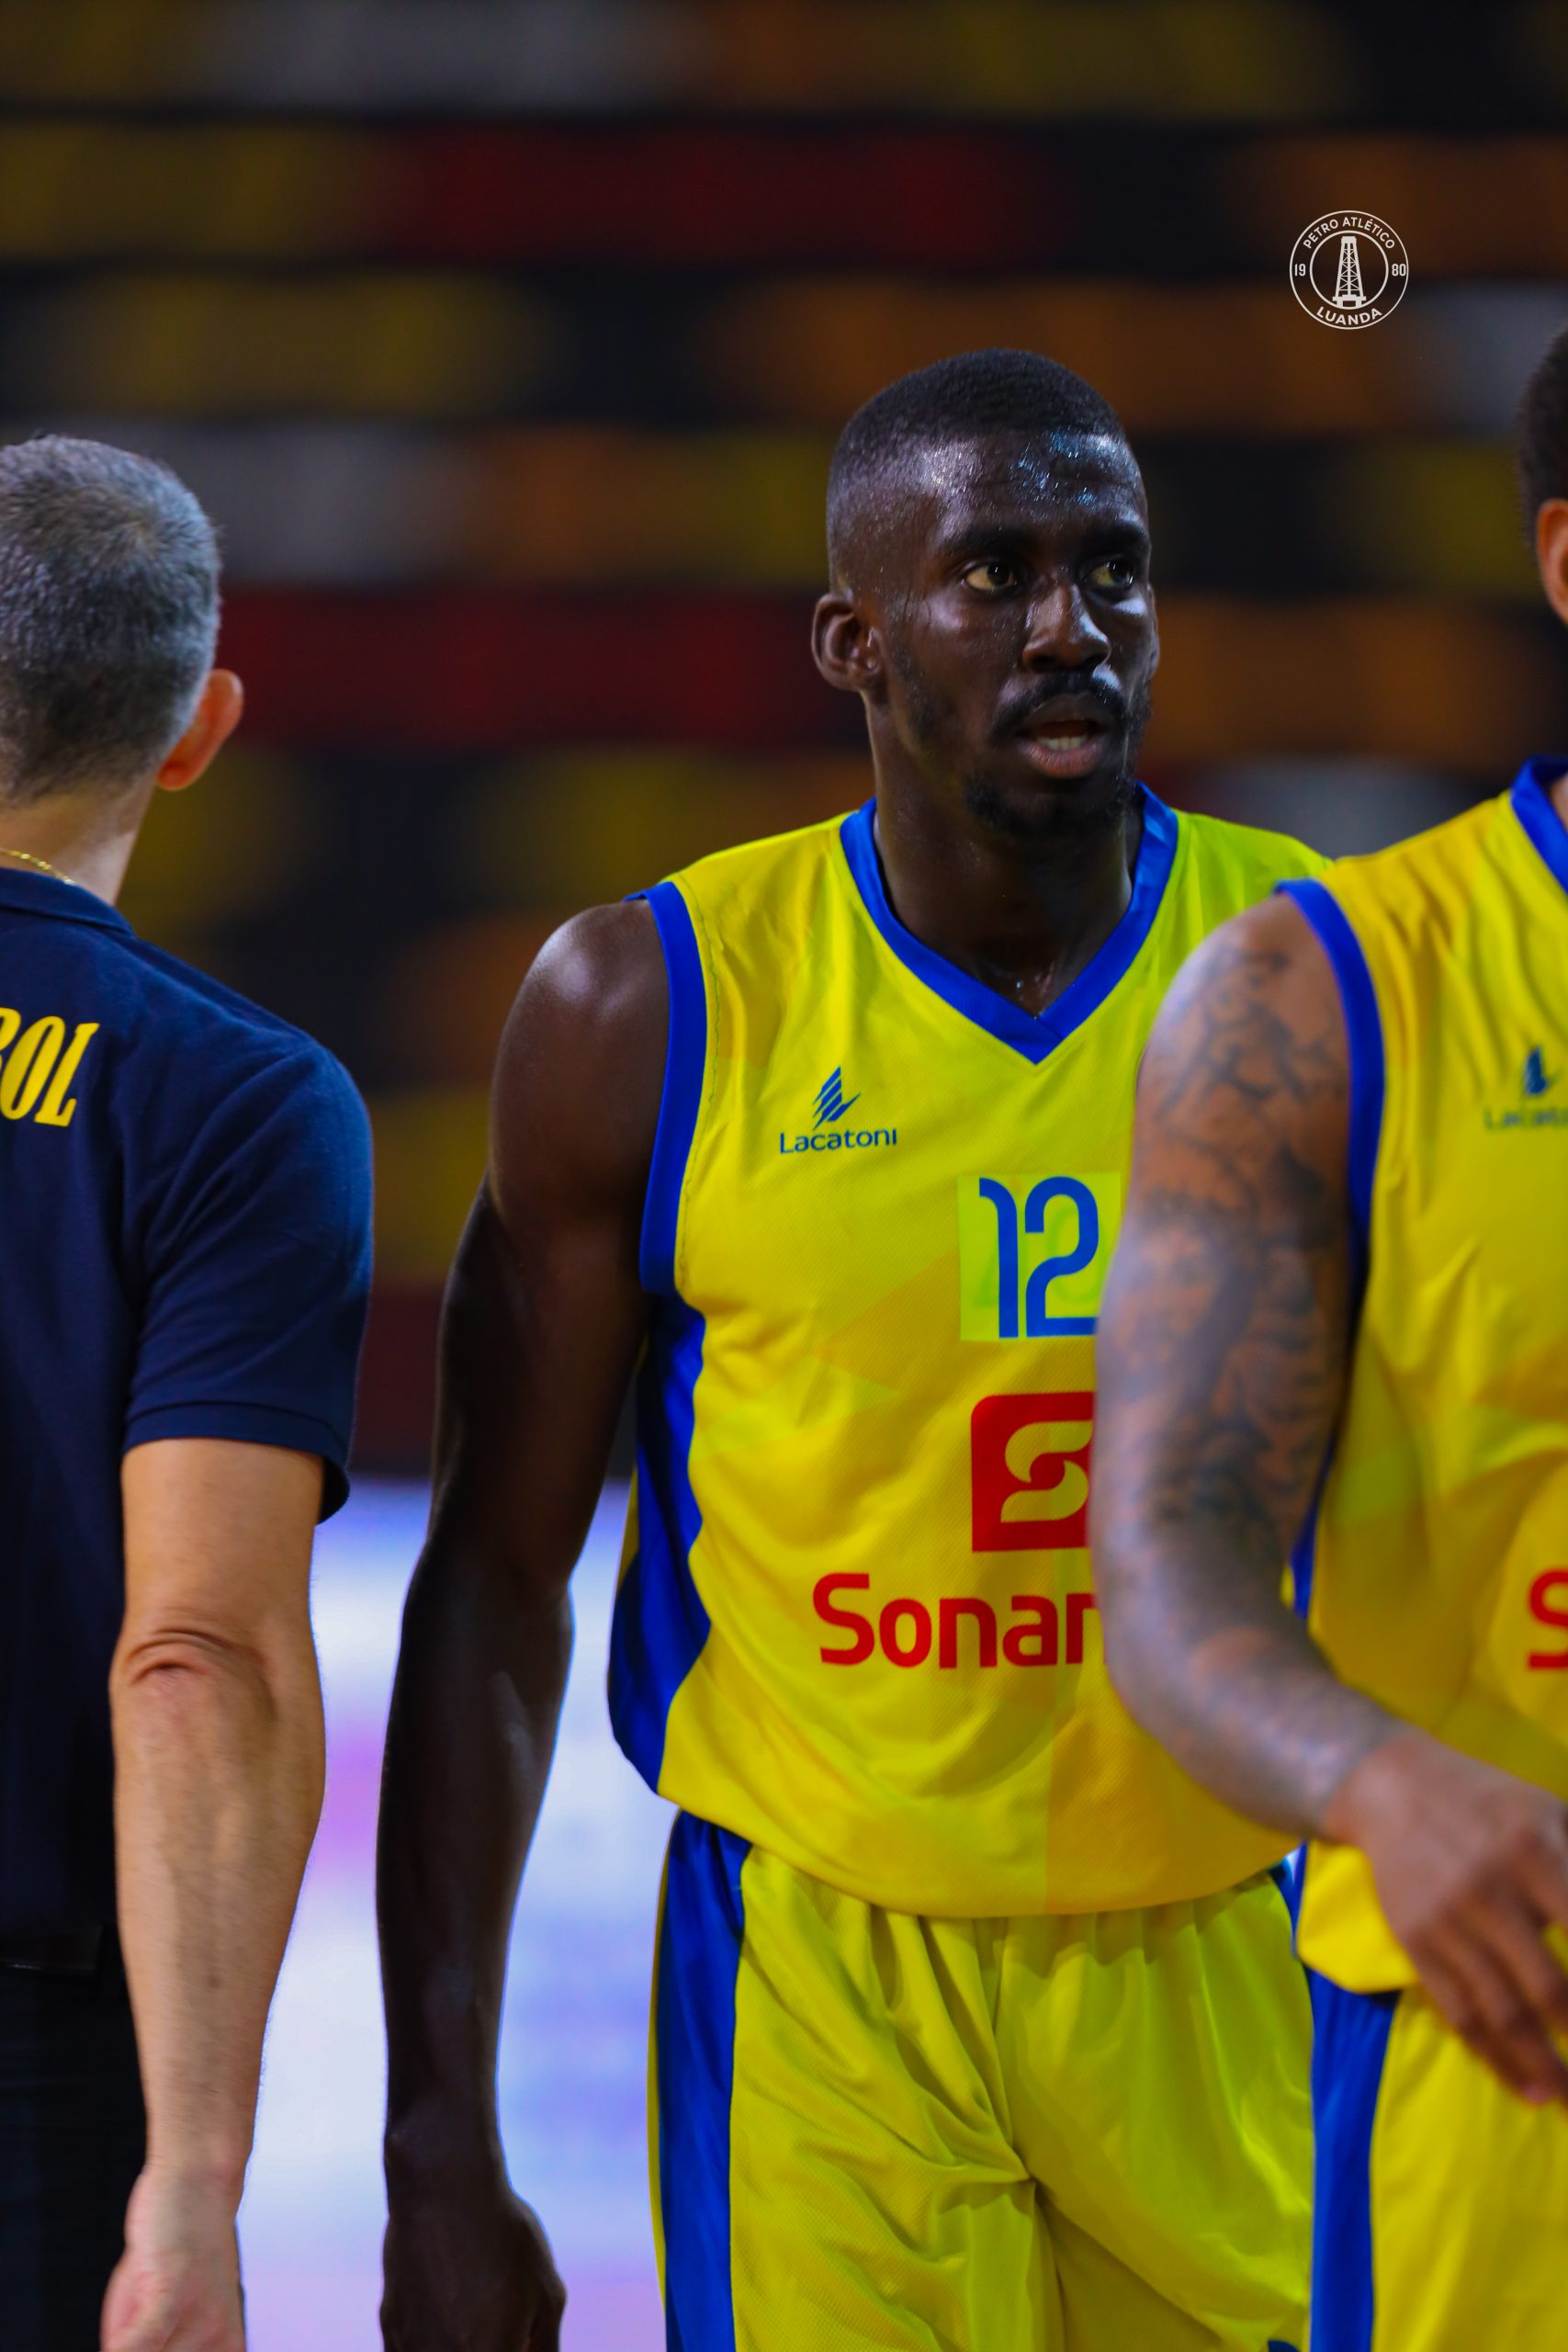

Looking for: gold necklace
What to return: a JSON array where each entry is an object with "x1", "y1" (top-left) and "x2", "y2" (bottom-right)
[{"x1": 0, "y1": 845, "x2": 77, "y2": 888}]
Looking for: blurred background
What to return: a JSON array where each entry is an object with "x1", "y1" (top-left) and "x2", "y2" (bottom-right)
[{"x1": 4, "y1": 1, "x2": 1568, "y2": 2343}]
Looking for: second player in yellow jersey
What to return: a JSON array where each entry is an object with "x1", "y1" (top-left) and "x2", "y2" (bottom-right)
[
  {"x1": 1288, "y1": 770, "x2": 1568, "y2": 1996},
  {"x1": 1096, "y1": 756, "x2": 1568, "y2": 2352}
]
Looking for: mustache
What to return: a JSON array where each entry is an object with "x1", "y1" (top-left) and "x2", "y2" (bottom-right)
[{"x1": 990, "y1": 676, "x2": 1131, "y2": 742}]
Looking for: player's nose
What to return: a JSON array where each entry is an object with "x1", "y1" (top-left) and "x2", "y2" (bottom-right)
[{"x1": 1021, "y1": 581, "x2": 1110, "y2": 672}]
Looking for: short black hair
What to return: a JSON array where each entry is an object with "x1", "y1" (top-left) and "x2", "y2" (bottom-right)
[
  {"x1": 1518, "y1": 323, "x2": 1568, "y2": 518},
  {"x1": 827, "y1": 348, "x2": 1130, "y2": 584},
  {"x1": 0, "y1": 435, "x2": 220, "y2": 803}
]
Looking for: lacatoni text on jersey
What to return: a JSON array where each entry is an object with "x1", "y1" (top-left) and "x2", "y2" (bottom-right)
[{"x1": 779, "y1": 1125, "x2": 897, "y2": 1154}]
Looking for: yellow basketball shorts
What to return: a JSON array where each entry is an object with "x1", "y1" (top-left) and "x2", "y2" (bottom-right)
[
  {"x1": 1311, "y1": 1973, "x2": 1568, "y2": 2349},
  {"x1": 650, "y1": 1813, "x2": 1312, "y2": 2351}
]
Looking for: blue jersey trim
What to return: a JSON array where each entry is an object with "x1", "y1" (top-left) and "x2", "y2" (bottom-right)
[
  {"x1": 1289, "y1": 1500, "x2": 1321, "y2": 1625},
  {"x1": 1277, "y1": 879, "x2": 1384, "y2": 1263},
  {"x1": 1510, "y1": 757, "x2": 1568, "y2": 899},
  {"x1": 838, "y1": 786, "x2": 1179, "y2": 1066},
  {"x1": 1309, "y1": 1975, "x2": 1397, "y2": 2352},
  {"x1": 638, "y1": 878, "x2": 706, "y2": 1297},
  {"x1": 1276, "y1": 879, "x2": 1385, "y2": 1623},
  {"x1": 608, "y1": 1295, "x2": 711, "y2": 1790},
  {"x1": 657, "y1": 1813, "x2": 748, "y2": 2352}
]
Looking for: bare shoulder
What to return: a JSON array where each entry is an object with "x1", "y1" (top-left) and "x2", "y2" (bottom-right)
[
  {"x1": 1137, "y1": 889, "x2": 1348, "y2": 1204},
  {"x1": 491, "y1": 899, "x2": 669, "y2": 1221}
]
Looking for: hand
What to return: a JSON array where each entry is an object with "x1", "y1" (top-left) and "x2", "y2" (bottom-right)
[
  {"x1": 382, "y1": 2172, "x2": 566, "y2": 2352},
  {"x1": 100, "y1": 2169, "x2": 245, "y2": 2351},
  {"x1": 1325, "y1": 1726, "x2": 1568, "y2": 2104}
]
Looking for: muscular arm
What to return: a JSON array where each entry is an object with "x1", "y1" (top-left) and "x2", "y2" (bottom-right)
[
  {"x1": 1094, "y1": 892, "x2": 1568, "y2": 2103},
  {"x1": 107, "y1": 1436, "x2": 328, "y2": 2352},
  {"x1": 378, "y1": 900, "x2": 667, "y2": 2348}
]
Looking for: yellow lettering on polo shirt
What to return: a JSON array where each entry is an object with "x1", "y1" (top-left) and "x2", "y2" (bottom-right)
[
  {"x1": 35, "y1": 1023, "x2": 99, "y2": 1127},
  {"x1": 0, "y1": 1012, "x2": 99, "y2": 1128}
]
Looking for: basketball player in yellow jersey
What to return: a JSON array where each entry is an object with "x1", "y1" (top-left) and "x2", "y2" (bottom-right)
[
  {"x1": 378, "y1": 349, "x2": 1319, "y2": 2352},
  {"x1": 1091, "y1": 326, "x2": 1568, "y2": 2352}
]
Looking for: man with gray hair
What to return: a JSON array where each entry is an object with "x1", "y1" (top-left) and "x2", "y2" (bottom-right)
[{"x1": 0, "y1": 438, "x2": 372, "y2": 2350}]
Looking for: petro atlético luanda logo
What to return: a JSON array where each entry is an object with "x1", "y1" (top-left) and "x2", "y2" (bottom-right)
[{"x1": 1289, "y1": 212, "x2": 1409, "y2": 330}]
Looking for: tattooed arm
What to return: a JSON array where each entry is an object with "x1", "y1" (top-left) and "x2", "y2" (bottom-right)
[{"x1": 1093, "y1": 892, "x2": 1568, "y2": 2103}]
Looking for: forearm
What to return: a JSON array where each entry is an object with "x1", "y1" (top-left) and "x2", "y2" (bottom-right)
[
  {"x1": 110, "y1": 1625, "x2": 325, "y2": 2199},
  {"x1": 1100, "y1": 1514, "x2": 1400, "y2": 1838},
  {"x1": 378, "y1": 1536, "x2": 571, "y2": 2188}
]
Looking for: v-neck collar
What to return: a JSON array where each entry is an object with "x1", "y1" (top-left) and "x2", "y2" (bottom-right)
[
  {"x1": 837, "y1": 784, "x2": 1179, "y2": 1067},
  {"x1": 1510, "y1": 758, "x2": 1568, "y2": 900}
]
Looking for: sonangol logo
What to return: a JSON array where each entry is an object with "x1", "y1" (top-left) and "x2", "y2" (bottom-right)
[
  {"x1": 972, "y1": 1391, "x2": 1094, "y2": 1551},
  {"x1": 1289, "y1": 212, "x2": 1408, "y2": 330},
  {"x1": 778, "y1": 1069, "x2": 897, "y2": 1158}
]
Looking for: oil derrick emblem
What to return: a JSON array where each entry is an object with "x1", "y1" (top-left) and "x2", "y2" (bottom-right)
[{"x1": 1289, "y1": 213, "x2": 1408, "y2": 330}]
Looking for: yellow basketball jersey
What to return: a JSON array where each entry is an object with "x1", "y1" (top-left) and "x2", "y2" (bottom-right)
[
  {"x1": 1286, "y1": 763, "x2": 1568, "y2": 1989},
  {"x1": 611, "y1": 786, "x2": 1324, "y2": 1916}
]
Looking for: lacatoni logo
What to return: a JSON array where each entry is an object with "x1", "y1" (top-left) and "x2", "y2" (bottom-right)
[
  {"x1": 1483, "y1": 1044, "x2": 1568, "y2": 1130},
  {"x1": 814, "y1": 1573, "x2": 1098, "y2": 1670},
  {"x1": 779, "y1": 1067, "x2": 897, "y2": 1156}
]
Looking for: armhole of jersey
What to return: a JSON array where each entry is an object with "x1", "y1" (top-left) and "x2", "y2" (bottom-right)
[
  {"x1": 637, "y1": 879, "x2": 707, "y2": 1297},
  {"x1": 1275, "y1": 878, "x2": 1385, "y2": 1269}
]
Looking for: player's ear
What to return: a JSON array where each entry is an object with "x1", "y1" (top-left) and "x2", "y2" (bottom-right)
[
  {"x1": 155, "y1": 670, "x2": 244, "y2": 796},
  {"x1": 811, "y1": 594, "x2": 884, "y2": 698},
  {"x1": 1534, "y1": 501, "x2": 1568, "y2": 630}
]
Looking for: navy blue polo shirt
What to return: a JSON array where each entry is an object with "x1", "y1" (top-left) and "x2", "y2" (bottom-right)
[{"x1": 0, "y1": 867, "x2": 373, "y2": 1935}]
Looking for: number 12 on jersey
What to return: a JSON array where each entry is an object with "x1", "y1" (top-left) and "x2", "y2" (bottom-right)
[{"x1": 956, "y1": 1171, "x2": 1122, "y2": 1342}]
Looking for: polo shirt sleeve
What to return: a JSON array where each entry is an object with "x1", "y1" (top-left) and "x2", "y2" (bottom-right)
[{"x1": 125, "y1": 1042, "x2": 374, "y2": 1520}]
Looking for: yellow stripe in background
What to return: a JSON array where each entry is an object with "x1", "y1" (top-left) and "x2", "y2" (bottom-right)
[
  {"x1": 0, "y1": 125, "x2": 373, "y2": 259},
  {"x1": 0, "y1": 0, "x2": 1359, "y2": 117},
  {"x1": 468, "y1": 431, "x2": 832, "y2": 587},
  {"x1": 1219, "y1": 136, "x2": 1568, "y2": 274},
  {"x1": 18, "y1": 275, "x2": 553, "y2": 417},
  {"x1": 701, "y1": 279, "x2": 1417, "y2": 432}
]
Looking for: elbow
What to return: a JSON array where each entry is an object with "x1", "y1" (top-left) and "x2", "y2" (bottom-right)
[
  {"x1": 110, "y1": 1620, "x2": 320, "y2": 1730},
  {"x1": 115, "y1": 1618, "x2": 265, "y2": 1693},
  {"x1": 114, "y1": 1623, "x2": 263, "y2": 1694}
]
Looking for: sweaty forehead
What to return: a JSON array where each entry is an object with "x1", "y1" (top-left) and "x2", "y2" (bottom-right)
[
  {"x1": 830, "y1": 425, "x2": 1145, "y2": 592},
  {"x1": 912, "y1": 430, "x2": 1145, "y2": 535}
]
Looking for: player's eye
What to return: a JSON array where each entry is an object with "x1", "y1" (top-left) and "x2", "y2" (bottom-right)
[
  {"x1": 1086, "y1": 552, "x2": 1140, "y2": 594},
  {"x1": 960, "y1": 559, "x2": 1021, "y2": 595}
]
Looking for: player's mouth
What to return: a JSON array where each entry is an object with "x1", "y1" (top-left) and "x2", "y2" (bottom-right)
[{"x1": 1012, "y1": 708, "x2": 1113, "y2": 780}]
